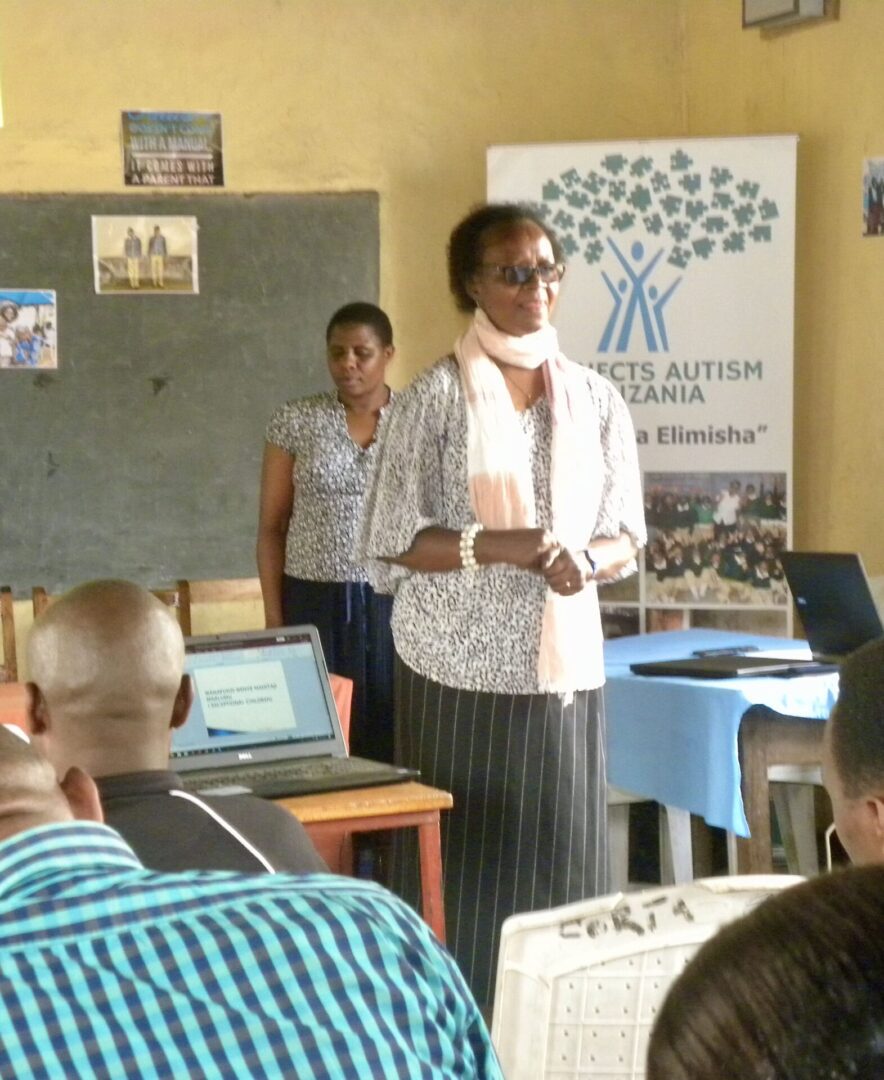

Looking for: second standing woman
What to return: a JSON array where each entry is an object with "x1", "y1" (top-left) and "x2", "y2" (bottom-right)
[{"x1": 257, "y1": 302, "x2": 397, "y2": 763}]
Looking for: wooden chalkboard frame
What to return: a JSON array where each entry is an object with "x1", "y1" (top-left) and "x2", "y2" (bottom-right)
[{"x1": 0, "y1": 192, "x2": 379, "y2": 595}]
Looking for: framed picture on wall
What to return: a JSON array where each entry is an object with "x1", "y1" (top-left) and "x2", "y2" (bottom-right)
[
  {"x1": 742, "y1": 0, "x2": 825, "y2": 27},
  {"x1": 0, "y1": 290, "x2": 58, "y2": 370},
  {"x1": 91, "y1": 215, "x2": 200, "y2": 296},
  {"x1": 862, "y1": 158, "x2": 884, "y2": 237}
]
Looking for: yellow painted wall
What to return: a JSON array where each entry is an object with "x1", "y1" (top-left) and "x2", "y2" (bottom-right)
[
  {"x1": 1, "y1": 0, "x2": 881, "y2": 664},
  {"x1": 0, "y1": 0, "x2": 683, "y2": 374},
  {"x1": 678, "y1": 0, "x2": 883, "y2": 571}
]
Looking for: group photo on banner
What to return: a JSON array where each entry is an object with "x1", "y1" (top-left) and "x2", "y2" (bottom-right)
[{"x1": 488, "y1": 135, "x2": 797, "y2": 638}]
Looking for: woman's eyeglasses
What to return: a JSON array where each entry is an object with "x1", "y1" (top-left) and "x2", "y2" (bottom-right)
[{"x1": 482, "y1": 262, "x2": 566, "y2": 287}]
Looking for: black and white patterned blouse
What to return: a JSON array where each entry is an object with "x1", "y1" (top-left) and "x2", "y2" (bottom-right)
[
  {"x1": 358, "y1": 357, "x2": 646, "y2": 694},
  {"x1": 266, "y1": 391, "x2": 395, "y2": 583}
]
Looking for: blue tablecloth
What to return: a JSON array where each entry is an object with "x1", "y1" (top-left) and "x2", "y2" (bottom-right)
[{"x1": 603, "y1": 629, "x2": 840, "y2": 836}]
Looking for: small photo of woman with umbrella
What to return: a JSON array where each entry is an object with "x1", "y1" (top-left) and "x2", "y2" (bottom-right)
[{"x1": 0, "y1": 290, "x2": 57, "y2": 369}]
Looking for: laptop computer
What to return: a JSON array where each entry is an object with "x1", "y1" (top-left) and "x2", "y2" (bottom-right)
[
  {"x1": 779, "y1": 551, "x2": 883, "y2": 661},
  {"x1": 628, "y1": 653, "x2": 838, "y2": 680},
  {"x1": 171, "y1": 625, "x2": 418, "y2": 798},
  {"x1": 630, "y1": 552, "x2": 883, "y2": 679}
]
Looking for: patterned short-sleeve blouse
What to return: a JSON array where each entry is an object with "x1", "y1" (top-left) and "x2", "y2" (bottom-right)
[
  {"x1": 358, "y1": 357, "x2": 646, "y2": 694},
  {"x1": 266, "y1": 391, "x2": 394, "y2": 583}
]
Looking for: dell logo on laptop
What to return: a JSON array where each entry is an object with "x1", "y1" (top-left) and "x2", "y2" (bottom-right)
[{"x1": 237, "y1": 752, "x2": 253, "y2": 761}]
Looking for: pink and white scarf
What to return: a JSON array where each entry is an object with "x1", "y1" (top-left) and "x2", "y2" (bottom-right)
[{"x1": 455, "y1": 309, "x2": 602, "y2": 692}]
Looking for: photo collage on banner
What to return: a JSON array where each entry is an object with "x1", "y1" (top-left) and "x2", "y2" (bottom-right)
[{"x1": 488, "y1": 136, "x2": 797, "y2": 638}]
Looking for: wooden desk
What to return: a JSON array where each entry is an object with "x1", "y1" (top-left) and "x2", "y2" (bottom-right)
[
  {"x1": 735, "y1": 706, "x2": 827, "y2": 874},
  {"x1": 276, "y1": 782, "x2": 453, "y2": 943}
]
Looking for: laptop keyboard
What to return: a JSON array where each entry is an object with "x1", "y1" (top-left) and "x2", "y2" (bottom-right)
[{"x1": 178, "y1": 756, "x2": 414, "y2": 798}]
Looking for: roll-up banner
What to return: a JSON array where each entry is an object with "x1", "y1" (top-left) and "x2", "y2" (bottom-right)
[{"x1": 489, "y1": 136, "x2": 797, "y2": 636}]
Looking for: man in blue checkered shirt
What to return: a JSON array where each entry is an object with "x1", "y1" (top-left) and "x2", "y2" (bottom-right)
[{"x1": 0, "y1": 723, "x2": 502, "y2": 1077}]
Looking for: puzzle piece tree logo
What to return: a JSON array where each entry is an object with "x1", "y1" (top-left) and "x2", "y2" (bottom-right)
[{"x1": 533, "y1": 149, "x2": 779, "y2": 353}]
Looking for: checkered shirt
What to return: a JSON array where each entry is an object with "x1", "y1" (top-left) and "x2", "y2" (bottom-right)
[{"x1": 0, "y1": 822, "x2": 501, "y2": 1079}]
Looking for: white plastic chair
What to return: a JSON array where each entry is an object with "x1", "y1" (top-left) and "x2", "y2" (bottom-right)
[{"x1": 491, "y1": 875, "x2": 801, "y2": 1080}]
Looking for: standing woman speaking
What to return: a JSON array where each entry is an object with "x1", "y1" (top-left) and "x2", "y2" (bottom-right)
[
  {"x1": 257, "y1": 302, "x2": 397, "y2": 763},
  {"x1": 359, "y1": 205, "x2": 646, "y2": 1004}
]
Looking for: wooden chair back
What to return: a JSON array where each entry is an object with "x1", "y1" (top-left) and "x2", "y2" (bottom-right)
[
  {"x1": 32, "y1": 584, "x2": 191, "y2": 634},
  {"x1": 1, "y1": 587, "x2": 18, "y2": 683},
  {"x1": 176, "y1": 577, "x2": 263, "y2": 636},
  {"x1": 31, "y1": 585, "x2": 50, "y2": 619},
  {"x1": 179, "y1": 577, "x2": 262, "y2": 604}
]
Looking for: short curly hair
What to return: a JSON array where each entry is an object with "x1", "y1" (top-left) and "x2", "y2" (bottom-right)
[
  {"x1": 829, "y1": 636, "x2": 884, "y2": 798},
  {"x1": 647, "y1": 866, "x2": 884, "y2": 1080},
  {"x1": 325, "y1": 302, "x2": 393, "y2": 347},
  {"x1": 447, "y1": 203, "x2": 564, "y2": 313}
]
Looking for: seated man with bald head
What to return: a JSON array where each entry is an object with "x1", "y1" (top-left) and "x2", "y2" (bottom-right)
[
  {"x1": 0, "y1": 726, "x2": 500, "y2": 1077},
  {"x1": 27, "y1": 579, "x2": 326, "y2": 874},
  {"x1": 822, "y1": 635, "x2": 884, "y2": 865}
]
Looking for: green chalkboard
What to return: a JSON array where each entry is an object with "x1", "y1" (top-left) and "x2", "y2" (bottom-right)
[{"x1": 0, "y1": 193, "x2": 378, "y2": 595}]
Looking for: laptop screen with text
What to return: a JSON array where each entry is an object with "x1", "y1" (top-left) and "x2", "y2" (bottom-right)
[{"x1": 171, "y1": 626, "x2": 346, "y2": 773}]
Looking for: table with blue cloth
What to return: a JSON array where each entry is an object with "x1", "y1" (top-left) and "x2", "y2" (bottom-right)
[{"x1": 603, "y1": 629, "x2": 840, "y2": 872}]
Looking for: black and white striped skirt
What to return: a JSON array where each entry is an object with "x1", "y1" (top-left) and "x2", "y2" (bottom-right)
[{"x1": 393, "y1": 657, "x2": 609, "y2": 1007}]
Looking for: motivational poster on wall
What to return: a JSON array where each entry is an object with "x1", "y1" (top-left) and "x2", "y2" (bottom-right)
[
  {"x1": 488, "y1": 136, "x2": 797, "y2": 636},
  {"x1": 121, "y1": 111, "x2": 224, "y2": 187}
]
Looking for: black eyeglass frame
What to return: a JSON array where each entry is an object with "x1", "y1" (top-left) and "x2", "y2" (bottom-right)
[{"x1": 480, "y1": 262, "x2": 566, "y2": 287}]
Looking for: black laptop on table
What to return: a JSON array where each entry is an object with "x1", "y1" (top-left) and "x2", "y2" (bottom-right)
[
  {"x1": 630, "y1": 552, "x2": 883, "y2": 680},
  {"x1": 780, "y1": 551, "x2": 883, "y2": 660},
  {"x1": 172, "y1": 625, "x2": 417, "y2": 798}
]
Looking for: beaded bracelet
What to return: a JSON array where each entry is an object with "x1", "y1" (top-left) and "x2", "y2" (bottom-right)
[{"x1": 459, "y1": 522, "x2": 484, "y2": 570}]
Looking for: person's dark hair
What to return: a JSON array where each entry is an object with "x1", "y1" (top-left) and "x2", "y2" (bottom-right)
[
  {"x1": 647, "y1": 866, "x2": 884, "y2": 1080},
  {"x1": 447, "y1": 203, "x2": 564, "y2": 313},
  {"x1": 829, "y1": 636, "x2": 884, "y2": 797},
  {"x1": 325, "y1": 302, "x2": 393, "y2": 347}
]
